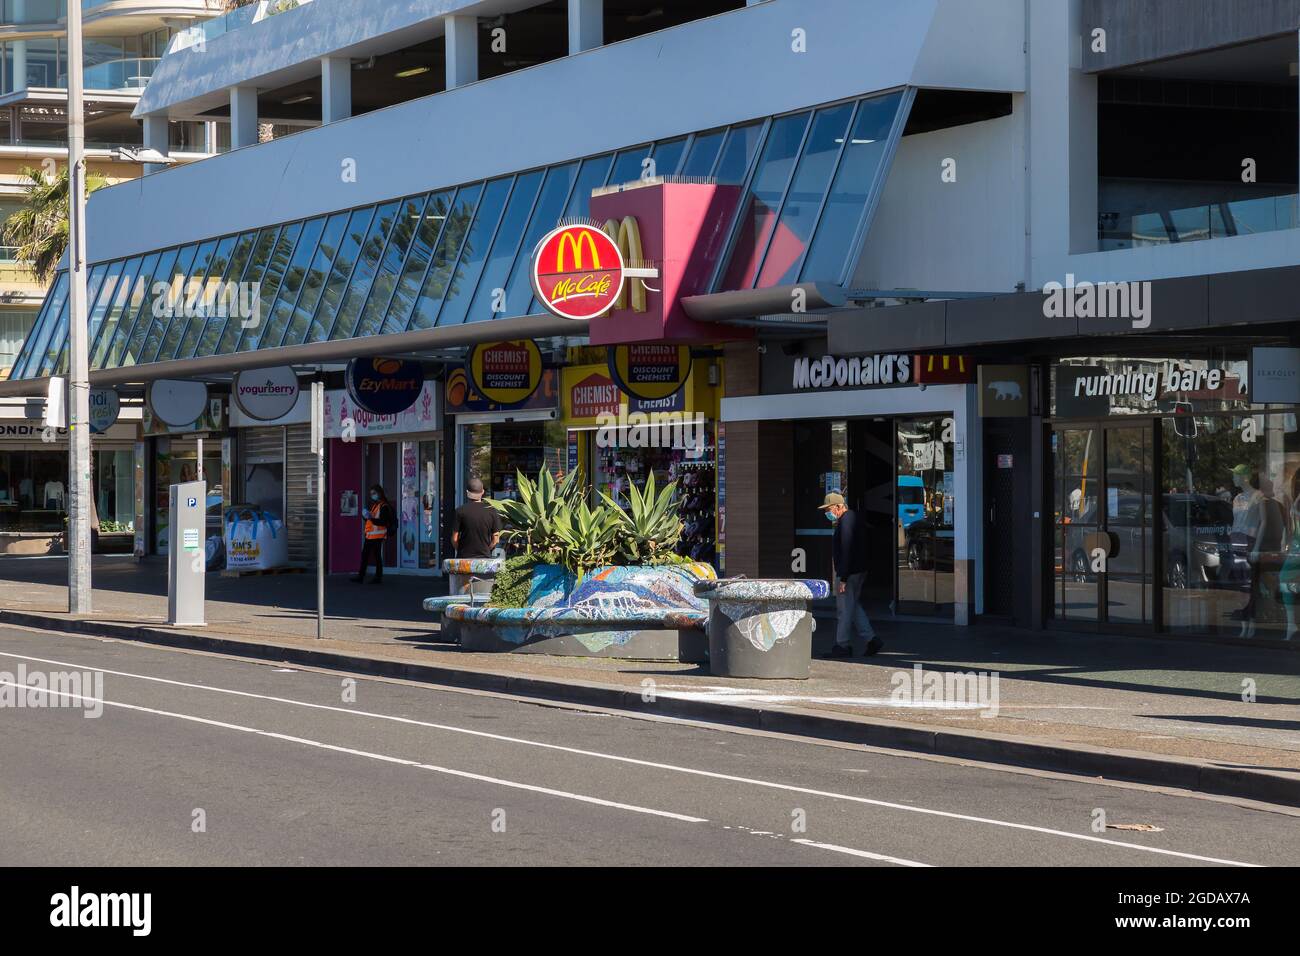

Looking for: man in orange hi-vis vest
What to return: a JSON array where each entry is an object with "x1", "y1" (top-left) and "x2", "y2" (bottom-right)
[{"x1": 352, "y1": 484, "x2": 395, "y2": 584}]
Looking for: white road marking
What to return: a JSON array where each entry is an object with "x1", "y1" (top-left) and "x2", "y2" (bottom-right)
[
  {"x1": 0, "y1": 648, "x2": 1263, "y2": 867},
  {"x1": 792, "y1": 839, "x2": 932, "y2": 867},
  {"x1": 0, "y1": 679, "x2": 707, "y2": 825}
]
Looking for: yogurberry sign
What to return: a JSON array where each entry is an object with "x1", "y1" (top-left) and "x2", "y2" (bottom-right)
[{"x1": 324, "y1": 381, "x2": 439, "y2": 438}]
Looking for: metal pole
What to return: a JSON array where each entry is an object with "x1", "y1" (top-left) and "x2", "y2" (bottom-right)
[
  {"x1": 312, "y1": 381, "x2": 325, "y2": 640},
  {"x1": 196, "y1": 437, "x2": 204, "y2": 481},
  {"x1": 66, "y1": 0, "x2": 91, "y2": 615}
]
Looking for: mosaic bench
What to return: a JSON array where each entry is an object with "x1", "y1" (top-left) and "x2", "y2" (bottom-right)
[
  {"x1": 423, "y1": 558, "x2": 503, "y2": 642},
  {"x1": 443, "y1": 562, "x2": 717, "y2": 661}
]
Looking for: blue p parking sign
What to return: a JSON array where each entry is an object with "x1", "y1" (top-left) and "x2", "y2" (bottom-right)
[{"x1": 187, "y1": 497, "x2": 197, "y2": 508}]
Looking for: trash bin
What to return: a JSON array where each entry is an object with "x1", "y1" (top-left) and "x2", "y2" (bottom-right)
[{"x1": 694, "y1": 579, "x2": 830, "y2": 679}]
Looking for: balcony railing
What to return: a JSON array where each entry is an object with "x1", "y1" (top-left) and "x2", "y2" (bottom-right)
[
  {"x1": 1100, "y1": 193, "x2": 1300, "y2": 250},
  {"x1": 0, "y1": 1, "x2": 210, "y2": 25},
  {"x1": 59, "y1": 57, "x2": 159, "y2": 91},
  {"x1": 0, "y1": 0, "x2": 64, "y2": 25},
  {"x1": 168, "y1": 0, "x2": 311, "y2": 54}
]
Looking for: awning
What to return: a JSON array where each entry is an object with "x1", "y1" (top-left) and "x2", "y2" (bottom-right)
[{"x1": 0, "y1": 313, "x2": 576, "y2": 398}]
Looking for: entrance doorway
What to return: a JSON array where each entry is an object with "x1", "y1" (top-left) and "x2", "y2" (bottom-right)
[
  {"x1": 1052, "y1": 422, "x2": 1155, "y2": 628},
  {"x1": 363, "y1": 438, "x2": 440, "y2": 574},
  {"x1": 797, "y1": 414, "x2": 957, "y2": 619}
]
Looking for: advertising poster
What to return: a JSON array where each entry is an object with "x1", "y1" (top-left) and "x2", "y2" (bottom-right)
[
  {"x1": 399, "y1": 441, "x2": 419, "y2": 570},
  {"x1": 716, "y1": 423, "x2": 726, "y2": 574}
]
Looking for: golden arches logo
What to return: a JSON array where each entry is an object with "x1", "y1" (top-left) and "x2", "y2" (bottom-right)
[
  {"x1": 555, "y1": 229, "x2": 605, "y2": 273},
  {"x1": 925, "y1": 355, "x2": 966, "y2": 373},
  {"x1": 602, "y1": 216, "x2": 646, "y2": 313}
]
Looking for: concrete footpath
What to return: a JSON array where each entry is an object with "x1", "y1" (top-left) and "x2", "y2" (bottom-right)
[{"x1": 2, "y1": 555, "x2": 1299, "y2": 807}]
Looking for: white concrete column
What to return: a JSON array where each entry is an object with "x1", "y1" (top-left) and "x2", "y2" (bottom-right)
[
  {"x1": 230, "y1": 85, "x2": 258, "y2": 149},
  {"x1": 142, "y1": 113, "x2": 169, "y2": 175},
  {"x1": 568, "y1": 0, "x2": 602, "y2": 54},
  {"x1": 445, "y1": 15, "x2": 478, "y2": 88},
  {"x1": 321, "y1": 56, "x2": 351, "y2": 123}
]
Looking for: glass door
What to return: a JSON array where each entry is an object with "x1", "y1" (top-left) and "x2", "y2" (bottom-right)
[
  {"x1": 895, "y1": 416, "x2": 956, "y2": 617},
  {"x1": 1053, "y1": 423, "x2": 1154, "y2": 628}
]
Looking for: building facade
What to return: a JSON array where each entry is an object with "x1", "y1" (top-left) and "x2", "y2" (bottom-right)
[
  {"x1": 3, "y1": 0, "x2": 1299, "y2": 649},
  {"x1": 0, "y1": 0, "x2": 222, "y2": 554}
]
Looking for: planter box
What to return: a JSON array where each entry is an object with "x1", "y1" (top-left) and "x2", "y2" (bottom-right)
[{"x1": 449, "y1": 561, "x2": 717, "y2": 660}]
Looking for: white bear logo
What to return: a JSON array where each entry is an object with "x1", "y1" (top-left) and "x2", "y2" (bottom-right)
[{"x1": 988, "y1": 380, "x2": 1022, "y2": 401}]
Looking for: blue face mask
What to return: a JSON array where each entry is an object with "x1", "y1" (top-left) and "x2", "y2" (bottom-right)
[
  {"x1": 370, "y1": 493, "x2": 379, "y2": 502},
  {"x1": 825, "y1": 510, "x2": 837, "y2": 523}
]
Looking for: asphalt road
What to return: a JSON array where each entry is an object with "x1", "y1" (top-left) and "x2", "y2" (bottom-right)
[{"x1": 0, "y1": 623, "x2": 1294, "y2": 867}]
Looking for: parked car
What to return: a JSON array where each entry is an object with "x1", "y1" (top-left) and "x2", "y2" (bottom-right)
[{"x1": 1062, "y1": 492, "x2": 1246, "y2": 589}]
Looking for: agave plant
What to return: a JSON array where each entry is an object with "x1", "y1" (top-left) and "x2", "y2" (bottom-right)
[
  {"x1": 601, "y1": 471, "x2": 683, "y2": 565},
  {"x1": 549, "y1": 499, "x2": 621, "y2": 580},
  {"x1": 487, "y1": 467, "x2": 585, "y2": 559}
]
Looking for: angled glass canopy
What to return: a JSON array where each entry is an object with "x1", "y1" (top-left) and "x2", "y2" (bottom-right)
[{"x1": 9, "y1": 88, "x2": 912, "y2": 381}]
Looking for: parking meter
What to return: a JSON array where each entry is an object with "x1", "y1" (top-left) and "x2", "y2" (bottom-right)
[{"x1": 168, "y1": 480, "x2": 207, "y2": 626}]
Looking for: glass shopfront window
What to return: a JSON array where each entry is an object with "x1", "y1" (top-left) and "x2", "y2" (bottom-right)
[
  {"x1": 461, "y1": 421, "x2": 565, "y2": 501},
  {"x1": 1162, "y1": 412, "x2": 1300, "y2": 639},
  {"x1": 0, "y1": 448, "x2": 66, "y2": 532},
  {"x1": 153, "y1": 439, "x2": 222, "y2": 554},
  {"x1": 1050, "y1": 349, "x2": 1300, "y2": 642},
  {"x1": 0, "y1": 443, "x2": 136, "y2": 540}
]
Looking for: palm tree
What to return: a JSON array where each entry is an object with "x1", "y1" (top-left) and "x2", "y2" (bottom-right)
[{"x1": 1, "y1": 165, "x2": 108, "y2": 285}]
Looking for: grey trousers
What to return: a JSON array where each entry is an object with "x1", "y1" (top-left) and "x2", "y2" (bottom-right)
[{"x1": 836, "y1": 572, "x2": 876, "y2": 646}]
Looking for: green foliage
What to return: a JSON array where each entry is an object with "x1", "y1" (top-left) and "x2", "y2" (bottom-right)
[
  {"x1": 487, "y1": 467, "x2": 585, "y2": 561},
  {"x1": 549, "y1": 498, "x2": 621, "y2": 580},
  {"x1": 488, "y1": 467, "x2": 687, "y2": 578},
  {"x1": 600, "y1": 470, "x2": 683, "y2": 565},
  {"x1": 488, "y1": 554, "x2": 538, "y2": 609},
  {"x1": 2, "y1": 166, "x2": 108, "y2": 285}
]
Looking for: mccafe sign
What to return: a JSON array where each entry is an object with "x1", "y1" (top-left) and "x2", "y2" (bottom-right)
[{"x1": 532, "y1": 224, "x2": 627, "y2": 321}]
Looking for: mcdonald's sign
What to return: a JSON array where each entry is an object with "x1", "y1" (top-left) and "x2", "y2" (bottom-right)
[
  {"x1": 914, "y1": 353, "x2": 975, "y2": 384},
  {"x1": 532, "y1": 223, "x2": 626, "y2": 321}
]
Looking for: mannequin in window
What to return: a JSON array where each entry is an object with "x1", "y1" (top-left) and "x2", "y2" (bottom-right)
[
  {"x1": 43, "y1": 474, "x2": 65, "y2": 511},
  {"x1": 1280, "y1": 468, "x2": 1300, "y2": 641},
  {"x1": 1230, "y1": 465, "x2": 1284, "y2": 637}
]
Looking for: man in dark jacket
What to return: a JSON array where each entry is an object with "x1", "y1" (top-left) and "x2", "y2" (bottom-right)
[{"x1": 819, "y1": 492, "x2": 883, "y2": 657}]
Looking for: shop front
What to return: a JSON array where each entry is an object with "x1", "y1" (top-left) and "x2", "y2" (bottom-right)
[
  {"x1": 720, "y1": 342, "x2": 981, "y2": 624},
  {"x1": 140, "y1": 384, "x2": 228, "y2": 557},
  {"x1": 445, "y1": 351, "x2": 563, "y2": 504},
  {"x1": 1048, "y1": 347, "x2": 1300, "y2": 644},
  {"x1": 0, "y1": 417, "x2": 139, "y2": 555},
  {"x1": 325, "y1": 379, "x2": 442, "y2": 576},
  {"x1": 559, "y1": 346, "x2": 722, "y2": 564}
]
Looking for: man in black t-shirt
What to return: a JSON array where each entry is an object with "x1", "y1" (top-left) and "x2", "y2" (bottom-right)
[{"x1": 452, "y1": 477, "x2": 502, "y2": 559}]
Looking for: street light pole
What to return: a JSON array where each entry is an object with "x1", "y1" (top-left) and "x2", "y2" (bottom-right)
[{"x1": 66, "y1": 0, "x2": 91, "y2": 614}]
